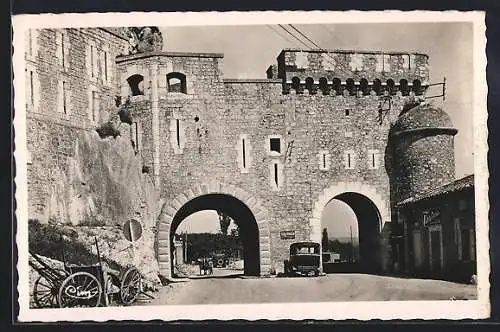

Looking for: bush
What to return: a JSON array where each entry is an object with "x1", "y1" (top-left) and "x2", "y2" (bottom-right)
[
  {"x1": 28, "y1": 219, "x2": 121, "y2": 270},
  {"x1": 96, "y1": 121, "x2": 120, "y2": 139}
]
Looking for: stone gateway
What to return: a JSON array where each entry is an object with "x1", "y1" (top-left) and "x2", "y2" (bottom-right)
[{"x1": 25, "y1": 27, "x2": 457, "y2": 279}]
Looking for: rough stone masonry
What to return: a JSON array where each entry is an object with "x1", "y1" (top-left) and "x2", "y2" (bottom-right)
[{"x1": 24, "y1": 27, "x2": 457, "y2": 279}]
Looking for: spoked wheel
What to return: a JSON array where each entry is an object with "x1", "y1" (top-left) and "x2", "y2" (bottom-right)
[
  {"x1": 120, "y1": 267, "x2": 142, "y2": 305},
  {"x1": 33, "y1": 269, "x2": 69, "y2": 308},
  {"x1": 58, "y1": 272, "x2": 102, "y2": 308}
]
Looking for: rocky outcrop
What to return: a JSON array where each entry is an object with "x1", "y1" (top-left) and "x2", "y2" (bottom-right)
[{"x1": 31, "y1": 124, "x2": 163, "y2": 283}]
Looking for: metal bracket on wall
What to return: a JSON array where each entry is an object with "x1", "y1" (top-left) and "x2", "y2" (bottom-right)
[{"x1": 424, "y1": 77, "x2": 446, "y2": 101}]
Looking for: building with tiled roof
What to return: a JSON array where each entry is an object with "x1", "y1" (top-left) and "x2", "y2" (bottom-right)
[{"x1": 394, "y1": 174, "x2": 476, "y2": 282}]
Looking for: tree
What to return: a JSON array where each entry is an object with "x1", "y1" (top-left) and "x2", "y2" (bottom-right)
[
  {"x1": 322, "y1": 228, "x2": 329, "y2": 252},
  {"x1": 217, "y1": 211, "x2": 231, "y2": 235}
]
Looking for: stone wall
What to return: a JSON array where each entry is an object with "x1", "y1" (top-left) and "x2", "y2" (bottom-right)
[
  {"x1": 25, "y1": 28, "x2": 130, "y2": 220},
  {"x1": 116, "y1": 50, "x2": 425, "y2": 274},
  {"x1": 24, "y1": 27, "x2": 455, "y2": 278}
]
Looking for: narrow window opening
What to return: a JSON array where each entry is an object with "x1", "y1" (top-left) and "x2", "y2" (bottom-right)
[
  {"x1": 274, "y1": 163, "x2": 279, "y2": 187},
  {"x1": 372, "y1": 153, "x2": 376, "y2": 168},
  {"x1": 62, "y1": 81, "x2": 67, "y2": 114},
  {"x1": 242, "y1": 139, "x2": 246, "y2": 169},
  {"x1": 270, "y1": 138, "x2": 281, "y2": 153},
  {"x1": 29, "y1": 71, "x2": 34, "y2": 106},
  {"x1": 61, "y1": 35, "x2": 65, "y2": 69},
  {"x1": 176, "y1": 119, "x2": 180, "y2": 148},
  {"x1": 323, "y1": 153, "x2": 326, "y2": 169},
  {"x1": 345, "y1": 109, "x2": 350, "y2": 116},
  {"x1": 347, "y1": 153, "x2": 351, "y2": 168},
  {"x1": 104, "y1": 51, "x2": 108, "y2": 81}
]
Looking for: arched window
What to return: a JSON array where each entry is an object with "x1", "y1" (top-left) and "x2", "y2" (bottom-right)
[
  {"x1": 412, "y1": 79, "x2": 422, "y2": 96},
  {"x1": 332, "y1": 78, "x2": 341, "y2": 95},
  {"x1": 127, "y1": 74, "x2": 144, "y2": 96},
  {"x1": 399, "y1": 79, "x2": 409, "y2": 96},
  {"x1": 372, "y1": 79, "x2": 382, "y2": 95},
  {"x1": 167, "y1": 72, "x2": 187, "y2": 94},
  {"x1": 291, "y1": 76, "x2": 300, "y2": 93},
  {"x1": 359, "y1": 78, "x2": 369, "y2": 96},
  {"x1": 305, "y1": 77, "x2": 315, "y2": 94},
  {"x1": 346, "y1": 78, "x2": 355, "y2": 96},
  {"x1": 386, "y1": 79, "x2": 395, "y2": 95},
  {"x1": 319, "y1": 77, "x2": 329, "y2": 95}
]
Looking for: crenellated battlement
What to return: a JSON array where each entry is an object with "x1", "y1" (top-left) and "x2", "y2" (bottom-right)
[{"x1": 271, "y1": 49, "x2": 430, "y2": 96}]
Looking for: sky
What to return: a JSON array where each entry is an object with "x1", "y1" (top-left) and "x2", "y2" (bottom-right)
[{"x1": 166, "y1": 22, "x2": 474, "y2": 237}]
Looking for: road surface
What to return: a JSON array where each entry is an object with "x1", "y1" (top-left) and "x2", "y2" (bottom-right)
[{"x1": 145, "y1": 269, "x2": 477, "y2": 305}]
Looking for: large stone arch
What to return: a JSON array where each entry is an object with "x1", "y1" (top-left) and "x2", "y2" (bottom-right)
[
  {"x1": 310, "y1": 182, "x2": 391, "y2": 272},
  {"x1": 157, "y1": 181, "x2": 271, "y2": 278}
]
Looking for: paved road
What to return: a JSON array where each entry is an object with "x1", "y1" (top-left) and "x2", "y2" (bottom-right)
[{"x1": 146, "y1": 270, "x2": 477, "y2": 305}]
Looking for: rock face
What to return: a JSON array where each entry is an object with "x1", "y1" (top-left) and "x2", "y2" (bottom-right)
[{"x1": 29, "y1": 125, "x2": 162, "y2": 283}]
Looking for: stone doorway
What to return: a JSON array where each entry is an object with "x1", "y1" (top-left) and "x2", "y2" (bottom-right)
[{"x1": 157, "y1": 182, "x2": 271, "y2": 279}]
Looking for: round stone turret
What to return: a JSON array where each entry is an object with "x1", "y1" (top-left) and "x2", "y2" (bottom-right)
[{"x1": 390, "y1": 103, "x2": 458, "y2": 203}]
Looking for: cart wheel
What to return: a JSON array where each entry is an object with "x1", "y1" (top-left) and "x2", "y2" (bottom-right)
[
  {"x1": 58, "y1": 272, "x2": 102, "y2": 308},
  {"x1": 33, "y1": 269, "x2": 69, "y2": 308},
  {"x1": 120, "y1": 267, "x2": 142, "y2": 305}
]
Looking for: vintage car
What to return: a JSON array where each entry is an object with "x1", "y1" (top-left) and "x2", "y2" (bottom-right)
[
  {"x1": 211, "y1": 253, "x2": 230, "y2": 268},
  {"x1": 283, "y1": 241, "x2": 321, "y2": 277}
]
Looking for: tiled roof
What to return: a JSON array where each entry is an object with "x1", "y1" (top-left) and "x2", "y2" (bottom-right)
[{"x1": 397, "y1": 174, "x2": 474, "y2": 207}]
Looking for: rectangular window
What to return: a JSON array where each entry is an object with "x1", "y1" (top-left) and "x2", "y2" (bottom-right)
[
  {"x1": 344, "y1": 151, "x2": 355, "y2": 169},
  {"x1": 345, "y1": 109, "x2": 350, "y2": 116},
  {"x1": 274, "y1": 163, "x2": 279, "y2": 187},
  {"x1": 61, "y1": 35, "x2": 65, "y2": 69},
  {"x1": 323, "y1": 154, "x2": 326, "y2": 169},
  {"x1": 270, "y1": 138, "x2": 281, "y2": 153},
  {"x1": 104, "y1": 51, "x2": 108, "y2": 82},
  {"x1": 368, "y1": 149, "x2": 380, "y2": 169}
]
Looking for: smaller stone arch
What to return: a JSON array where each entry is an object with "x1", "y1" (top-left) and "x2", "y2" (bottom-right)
[
  {"x1": 157, "y1": 181, "x2": 271, "y2": 278},
  {"x1": 309, "y1": 182, "x2": 390, "y2": 244}
]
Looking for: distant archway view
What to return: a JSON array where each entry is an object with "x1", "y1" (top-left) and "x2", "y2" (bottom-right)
[
  {"x1": 170, "y1": 194, "x2": 260, "y2": 279},
  {"x1": 321, "y1": 193, "x2": 382, "y2": 274}
]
